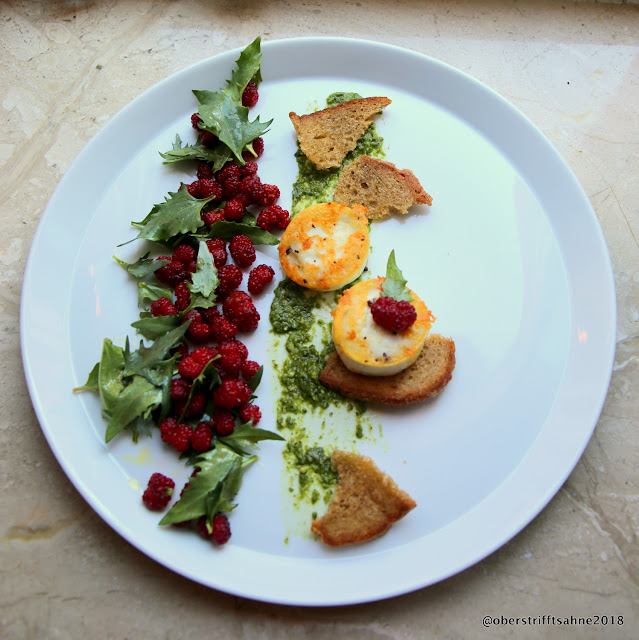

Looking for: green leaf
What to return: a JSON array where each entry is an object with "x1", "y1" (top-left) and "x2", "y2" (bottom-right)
[
  {"x1": 132, "y1": 187, "x2": 217, "y2": 243},
  {"x1": 199, "y1": 220, "x2": 279, "y2": 245},
  {"x1": 188, "y1": 240, "x2": 218, "y2": 299},
  {"x1": 193, "y1": 37, "x2": 270, "y2": 164},
  {"x1": 114, "y1": 253, "x2": 169, "y2": 278},
  {"x1": 105, "y1": 375, "x2": 163, "y2": 442},
  {"x1": 381, "y1": 250, "x2": 413, "y2": 302},
  {"x1": 220, "y1": 422, "x2": 285, "y2": 446},
  {"x1": 124, "y1": 322, "x2": 190, "y2": 378},
  {"x1": 198, "y1": 101, "x2": 271, "y2": 165},
  {"x1": 131, "y1": 314, "x2": 181, "y2": 340},
  {"x1": 98, "y1": 339, "x2": 126, "y2": 414},
  {"x1": 159, "y1": 134, "x2": 232, "y2": 170},
  {"x1": 73, "y1": 362, "x2": 99, "y2": 393},
  {"x1": 159, "y1": 445, "x2": 248, "y2": 525},
  {"x1": 247, "y1": 365, "x2": 263, "y2": 393},
  {"x1": 138, "y1": 282, "x2": 173, "y2": 307}
]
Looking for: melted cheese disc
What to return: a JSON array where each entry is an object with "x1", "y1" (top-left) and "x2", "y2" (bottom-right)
[
  {"x1": 278, "y1": 202, "x2": 369, "y2": 291},
  {"x1": 333, "y1": 277, "x2": 434, "y2": 376}
]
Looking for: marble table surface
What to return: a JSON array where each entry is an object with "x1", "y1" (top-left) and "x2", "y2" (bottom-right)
[{"x1": 2, "y1": 1, "x2": 638, "y2": 638}]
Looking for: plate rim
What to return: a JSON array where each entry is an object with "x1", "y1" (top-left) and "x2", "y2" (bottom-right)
[{"x1": 20, "y1": 35, "x2": 616, "y2": 606}]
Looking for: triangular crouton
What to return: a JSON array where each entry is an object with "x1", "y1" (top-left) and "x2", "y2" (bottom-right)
[
  {"x1": 310, "y1": 450, "x2": 416, "y2": 547},
  {"x1": 289, "y1": 97, "x2": 391, "y2": 170},
  {"x1": 333, "y1": 155, "x2": 433, "y2": 220}
]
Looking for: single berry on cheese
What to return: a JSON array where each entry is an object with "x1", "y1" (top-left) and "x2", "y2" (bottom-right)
[
  {"x1": 332, "y1": 277, "x2": 434, "y2": 376},
  {"x1": 278, "y1": 202, "x2": 369, "y2": 291}
]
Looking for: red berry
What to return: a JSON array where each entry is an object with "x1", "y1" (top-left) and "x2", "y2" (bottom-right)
[
  {"x1": 239, "y1": 404, "x2": 261, "y2": 426},
  {"x1": 210, "y1": 513, "x2": 231, "y2": 544},
  {"x1": 241, "y1": 81, "x2": 259, "y2": 107},
  {"x1": 223, "y1": 197, "x2": 246, "y2": 221},
  {"x1": 369, "y1": 297, "x2": 417, "y2": 333},
  {"x1": 256, "y1": 204, "x2": 290, "y2": 231},
  {"x1": 229, "y1": 235, "x2": 256, "y2": 268},
  {"x1": 239, "y1": 175, "x2": 263, "y2": 204},
  {"x1": 201, "y1": 307, "x2": 220, "y2": 325},
  {"x1": 191, "y1": 113, "x2": 203, "y2": 129},
  {"x1": 166, "y1": 422, "x2": 193, "y2": 453},
  {"x1": 155, "y1": 260, "x2": 188, "y2": 286},
  {"x1": 212, "y1": 379, "x2": 252, "y2": 410},
  {"x1": 188, "y1": 321, "x2": 211, "y2": 342},
  {"x1": 241, "y1": 360, "x2": 261, "y2": 380},
  {"x1": 205, "y1": 237, "x2": 227, "y2": 268},
  {"x1": 190, "y1": 346, "x2": 218, "y2": 365},
  {"x1": 215, "y1": 264, "x2": 243, "y2": 297},
  {"x1": 186, "y1": 181, "x2": 201, "y2": 198},
  {"x1": 217, "y1": 340, "x2": 247, "y2": 375},
  {"x1": 199, "y1": 178, "x2": 223, "y2": 200},
  {"x1": 191, "y1": 421, "x2": 214, "y2": 452},
  {"x1": 257, "y1": 183, "x2": 280, "y2": 206},
  {"x1": 174, "y1": 282, "x2": 191, "y2": 311},
  {"x1": 170, "y1": 378, "x2": 192, "y2": 401},
  {"x1": 150, "y1": 297, "x2": 178, "y2": 317},
  {"x1": 197, "y1": 162, "x2": 213, "y2": 180},
  {"x1": 247, "y1": 264, "x2": 275, "y2": 294},
  {"x1": 174, "y1": 391, "x2": 206, "y2": 418},
  {"x1": 202, "y1": 209, "x2": 226, "y2": 227},
  {"x1": 178, "y1": 356, "x2": 205, "y2": 381},
  {"x1": 209, "y1": 315, "x2": 239, "y2": 342},
  {"x1": 212, "y1": 408, "x2": 236, "y2": 436},
  {"x1": 217, "y1": 163, "x2": 241, "y2": 184},
  {"x1": 142, "y1": 473, "x2": 175, "y2": 510},
  {"x1": 239, "y1": 161, "x2": 258, "y2": 177},
  {"x1": 243, "y1": 136, "x2": 264, "y2": 160},
  {"x1": 173, "y1": 244, "x2": 196, "y2": 264},
  {"x1": 182, "y1": 309, "x2": 202, "y2": 325},
  {"x1": 222, "y1": 291, "x2": 260, "y2": 332}
]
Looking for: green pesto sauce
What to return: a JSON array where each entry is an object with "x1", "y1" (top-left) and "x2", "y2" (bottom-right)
[
  {"x1": 290, "y1": 91, "x2": 386, "y2": 215},
  {"x1": 270, "y1": 91, "x2": 386, "y2": 518}
]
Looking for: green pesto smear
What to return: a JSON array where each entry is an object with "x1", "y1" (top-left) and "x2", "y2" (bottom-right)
[
  {"x1": 269, "y1": 92, "x2": 387, "y2": 536},
  {"x1": 290, "y1": 91, "x2": 386, "y2": 216}
]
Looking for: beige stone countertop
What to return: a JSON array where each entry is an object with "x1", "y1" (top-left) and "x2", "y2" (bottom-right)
[{"x1": 2, "y1": 0, "x2": 639, "y2": 638}]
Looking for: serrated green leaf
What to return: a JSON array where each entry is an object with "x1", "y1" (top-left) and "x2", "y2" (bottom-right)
[
  {"x1": 131, "y1": 315, "x2": 181, "y2": 340},
  {"x1": 159, "y1": 445, "x2": 244, "y2": 525},
  {"x1": 219, "y1": 422, "x2": 285, "y2": 445},
  {"x1": 105, "y1": 375, "x2": 163, "y2": 442},
  {"x1": 198, "y1": 101, "x2": 271, "y2": 165},
  {"x1": 98, "y1": 339, "x2": 125, "y2": 414},
  {"x1": 159, "y1": 134, "x2": 233, "y2": 171},
  {"x1": 381, "y1": 250, "x2": 413, "y2": 302},
  {"x1": 73, "y1": 362, "x2": 100, "y2": 393},
  {"x1": 188, "y1": 240, "x2": 218, "y2": 299},
  {"x1": 198, "y1": 220, "x2": 279, "y2": 245},
  {"x1": 138, "y1": 281, "x2": 173, "y2": 307},
  {"x1": 124, "y1": 322, "x2": 190, "y2": 378},
  {"x1": 132, "y1": 187, "x2": 217, "y2": 243},
  {"x1": 114, "y1": 252, "x2": 169, "y2": 278}
]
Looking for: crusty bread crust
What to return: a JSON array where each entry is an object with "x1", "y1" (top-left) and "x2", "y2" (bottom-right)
[
  {"x1": 310, "y1": 450, "x2": 416, "y2": 547},
  {"x1": 334, "y1": 155, "x2": 432, "y2": 220},
  {"x1": 319, "y1": 334, "x2": 455, "y2": 405},
  {"x1": 289, "y1": 97, "x2": 391, "y2": 170}
]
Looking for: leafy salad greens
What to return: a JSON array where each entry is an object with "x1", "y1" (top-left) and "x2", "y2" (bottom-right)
[{"x1": 74, "y1": 37, "x2": 284, "y2": 536}]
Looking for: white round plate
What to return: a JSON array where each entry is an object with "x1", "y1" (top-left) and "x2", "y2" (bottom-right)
[{"x1": 21, "y1": 37, "x2": 615, "y2": 606}]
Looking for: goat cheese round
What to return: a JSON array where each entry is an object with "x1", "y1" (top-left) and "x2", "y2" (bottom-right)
[{"x1": 278, "y1": 202, "x2": 369, "y2": 291}]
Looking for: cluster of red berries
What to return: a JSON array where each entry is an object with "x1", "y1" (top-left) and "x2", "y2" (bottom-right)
[
  {"x1": 369, "y1": 296, "x2": 417, "y2": 333},
  {"x1": 141, "y1": 82, "x2": 286, "y2": 547}
]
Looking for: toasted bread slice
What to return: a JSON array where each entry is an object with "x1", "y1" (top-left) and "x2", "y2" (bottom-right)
[
  {"x1": 319, "y1": 334, "x2": 455, "y2": 405},
  {"x1": 334, "y1": 155, "x2": 433, "y2": 220},
  {"x1": 289, "y1": 97, "x2": 391, "y2": 170},
  {"x1": 310, "y1": 450, "x2": 416, "y2": 547}
]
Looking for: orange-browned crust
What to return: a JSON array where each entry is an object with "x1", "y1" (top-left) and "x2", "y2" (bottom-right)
[
  {"x1": 319, "y1": 334, "x2": 456, "y2": 405},
  {"x1": 310, "y1": 450, "x2": 416, "y2": 547}
]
